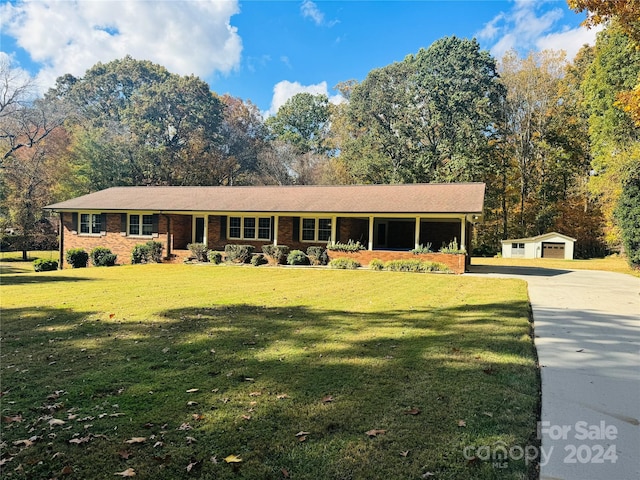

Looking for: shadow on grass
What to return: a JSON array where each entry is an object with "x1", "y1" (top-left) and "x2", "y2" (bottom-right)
[
  {"x1": 1, "y1": 302, "x2": 539, "y2": 480},
  {"x1": 0, "y1": 274, "x2": 94, "y2": 285},
  {"x1": 468, "y1": 264, "x2": 572, "y2": 277}
]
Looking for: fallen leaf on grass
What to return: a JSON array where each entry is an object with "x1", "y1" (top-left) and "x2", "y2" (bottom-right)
[
  {"x1": 114, "y1": 467, "x2": 136, "y2": 476},
  {"x1": 178, "y1": 423, "x2": 192, "y2": 430},
  {"x1": 13, "y1": 438, "x2": 35, "y2": 448},
  {"x1": 281, "y1": 467, "x2": 290, "y2": 477},
  {"x1": 422, "y1": 472, "x2": 435, "y2": 478},
  {"x1": 186, "y1": 436, "x2": 197, "y2": 445},
  {"x1": 295, "y1": 431, "x2": 310, "y2": 437},
  {"x1": 400, "y1": 450, "x2": 409, "y2": 457},
  {"x1": 297, "y1": 435, "x2": 308, "y2": 442},
  {"x1": 224, "y1": 454, "x2": 242, "y2": 463},
  {"x1": 153, "y1": 441, "x2": 164, "y2": 448},
  {"x1": 109, "y1": 314, "x2": 116, "y2": 319},
  {"x1": 365, "y1": 429, "x2": 387, "y2": 437},
  {"x1": 186, "y1": 388, "x2": 199, "y2": 393},
  {"x1": 276, "y1": 394, "x2": 290, "y2": 400},
  {"x1": 242, "y1": 415, "x2": 251, "y2": 421},
  {"x1": 187, "y1": 401, "x2": 198, "y2": 406},
  {"x1": 404, "y1": 408, "x2": 421, "y2": 415},
  {"x1": 2, "y1": 415, "x2": 22, "y2": 423},
  {"x1": 482, "y1": 412, "x2": 493, "y2": 417},
  {"x1": 118, "y1": 450, "x2": 132, "y2": 459},
  {"x1": 192, "y1": 414, "x2": 205, "y2": 421},
  {"x1": 0, "y1": 457, "x2": 13, "y2": 466},
  {"x1": 186, "y1": 460, "x2": 200, "y2": 472},
  {"x1": 457, "y1": 420, "x2": 467, "y2": 427},
  {"x1": 322, "y1": 395, "x2": 334, "y2": 403},
  {"x1": 61, "y1": 465, "x2": 73, "y2": 475},
  {"x1": 49, "y1": 418, "x2": 66, "y2": 427},
  {"x1": 69, "y1": 436, "x2": 91, "y2": 445},
  {"x1": 249, "y1": 391, "x2": 262, "y2": 397},
  {"x1": 124, "y1": 437, "x2": 146, "y2": 444}
]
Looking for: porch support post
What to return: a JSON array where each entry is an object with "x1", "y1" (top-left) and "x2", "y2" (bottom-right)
[
  {"x1": 414, "y1": 217, "x2": 421, "y2": 249},
  {"x1": 460, "y1": 215, "x2": 467, "y2": 252},
  {"x1": 273, "y1": 215, "x2": 279, "y2": 246},
  {"x1": 165, "y1": 214, "x2": 172, "y2": 259},
  {"x1": 368, "y1": 216, "x2": 374, "y2": 251},
  {"x1": 331, "y1": 216, "x2": 337, "y2": 245},
  {"x1": 58, "y1": 212, "x2": 64, "y2": 269}
]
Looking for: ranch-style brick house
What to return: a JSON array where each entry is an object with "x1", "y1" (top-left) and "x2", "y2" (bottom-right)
[{"x1": 45, "y1": 183, "x2": 485, "y2": 272}]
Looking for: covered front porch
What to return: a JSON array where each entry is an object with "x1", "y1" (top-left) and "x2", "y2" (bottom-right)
[{"x1": 162, "y1": 213, "x2": 475, "y2": 259}]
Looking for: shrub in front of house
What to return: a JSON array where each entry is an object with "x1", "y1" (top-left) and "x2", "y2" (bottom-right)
[
  {"x1": 306, "y1": 246, "x2": 328, "y2": 265},
  {"x1": 66, "y1": 248, "x2": 89, "y2": 268},
  {"x1": 251, "y1": 253, "x2": 268, "y2": 266},
  {"x1": 225, "y1": 244, "x2": 254, "y2": 263},
  {"x1": 90, "y1": 247, "x2": 117, "y2": 267},
  {"x1": 326, "y1": 240, "x2": 365, "y2": 252},
  {"x1": 287, "y1": 250, "x2": 309, "y2": 266},
  {"x1": 328, "y1": 258, "x2": 360, "y2": 269},
  {"x1": 369, "y1": 259, "x2": 385, "y2": 271},
  {"x1": 33, "y1": 259, "x2": 58, "y2": 272},
  {"x1": 384, "y1": 259, "x2": 450, "y2": 273},
  {"x1": 421, "y1": 261, "x2": 450, "y2": 273},
  {"x1": 384, "y1": 259, "x2": 425, "y2": 272},
  {"x1": 131, "y1": 241, "x2": 164, "y2": 264},
  {"x1": 187, "y1": 243, "x2": 209, "y2": 262},
  {"x1": 207, "y1": 250, "x2": 223, "y2": 264},
  {"x1": 411, "y1": 243, "x2": 433, "y2": 254},
  {"x1": 262, "y1": 245, "x2": 290, "y2": 264},
  {"x1": 439, "y1": 238, "x2": 465, "y2": 254}
]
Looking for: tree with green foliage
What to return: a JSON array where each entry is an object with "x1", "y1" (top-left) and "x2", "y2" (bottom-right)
[
  {"x1": 47, "y1": 56, "x2": 225, "y2": 187},
  {"x1": 265, "y1": 93, "x2": 330, "y2": 155},
  {"x1": 342, "y1": 36, "x2": 504, "y2": 184},
  {"x1": 615, "y1": 170, "x2": 640, "y2": 268},
  {"x1": 581, "y1": 23, "x2": 640, "y2": 248}
]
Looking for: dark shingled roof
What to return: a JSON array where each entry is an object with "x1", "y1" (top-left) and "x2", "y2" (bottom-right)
[{"x1": 45, "y1": 183, "x2": 485, "y2": 214}]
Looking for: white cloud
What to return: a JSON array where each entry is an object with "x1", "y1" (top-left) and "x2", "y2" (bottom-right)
[
  {"x1": 536, "y1": 25, "x2": 602, "y2": 60},
  {"x1": 301, "y1": 0, "x2": 324, "y2": 26},
  {"x1": 266, "y1": 80, "x2": 344, "y2": 117},
  {"x1": 477, "y1": 0, "x2": 598, "y2": 61},
  {"x1": 0, "y1": 0, "x2": 242, "y2": 92}
]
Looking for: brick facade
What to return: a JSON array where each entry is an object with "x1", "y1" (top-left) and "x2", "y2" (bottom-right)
[{"x1": 59, "y1": 212, "x2": 469, "y2": 272}]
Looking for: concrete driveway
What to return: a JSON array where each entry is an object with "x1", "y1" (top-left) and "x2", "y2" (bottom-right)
[{"x1": 469, "y1": 265, "x2": 640, "y2": 480}]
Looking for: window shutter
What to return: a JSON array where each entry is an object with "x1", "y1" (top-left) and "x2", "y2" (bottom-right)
[
  {"x1": 335, "y1": 218, "x2": 341, "y2": 243},
  {"x1": 100, "y1": 213, "x2": 107, "y2": 234},
  {"x1": 220, "y1": 216, "x2": 227, "y2": 240},
  {"x1": 271, "y1": 216, "x2": 275, "y2": 240},
  {"x1": 121, "y1": 214, "x2": 127, "y2": 235},
  {"x1": 72, "y1": 212, "x2": 78, "y2": 234},
  {"x1": 152, "y1": 214, "x2": 159, "y2": 235},
  {"x1": 293, "y1": 217, "x2": 300, "y2": 242}
]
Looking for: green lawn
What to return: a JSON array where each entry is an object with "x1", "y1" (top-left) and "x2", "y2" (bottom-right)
[{"x1": 1, "y1": 261, "x2": 539, "y2": 479}]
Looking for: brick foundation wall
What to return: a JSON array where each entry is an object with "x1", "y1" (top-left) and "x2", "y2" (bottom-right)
[{"x1": 327, "y1": 250, "x2": 467, "y2": 274}]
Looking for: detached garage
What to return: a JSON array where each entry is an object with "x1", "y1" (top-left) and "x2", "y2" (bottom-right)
[{"x1": 501, "y1": 232, "x2": 576, "y2": 260}]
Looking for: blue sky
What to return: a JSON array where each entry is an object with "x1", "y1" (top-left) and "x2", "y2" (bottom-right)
[{"x1": 1, "y1": 1, "x2": 597, "y2": 115}]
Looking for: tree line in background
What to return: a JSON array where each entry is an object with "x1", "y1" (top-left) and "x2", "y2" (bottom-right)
[{"x1": 1, "y1": 2, "x2": 639, "y2": 267}]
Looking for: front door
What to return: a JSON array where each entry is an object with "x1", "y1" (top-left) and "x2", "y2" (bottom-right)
[{"x1": 195, "y1": 217, "x2": 205, "y2": 244}]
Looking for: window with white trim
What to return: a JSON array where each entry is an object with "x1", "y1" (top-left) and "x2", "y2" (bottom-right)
[
  {"x1": 79, "y1": 213, "x2": 102, "y2": 235},
  {"x1": 129, "y1": 214, "x2": 154, "y2": 236},
  {"x1": 229, "y1": 216, "x2": 271, "y2": 240},
  {"x1": 301, "y1": 218, "x2": 331, "y2": 242}
]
